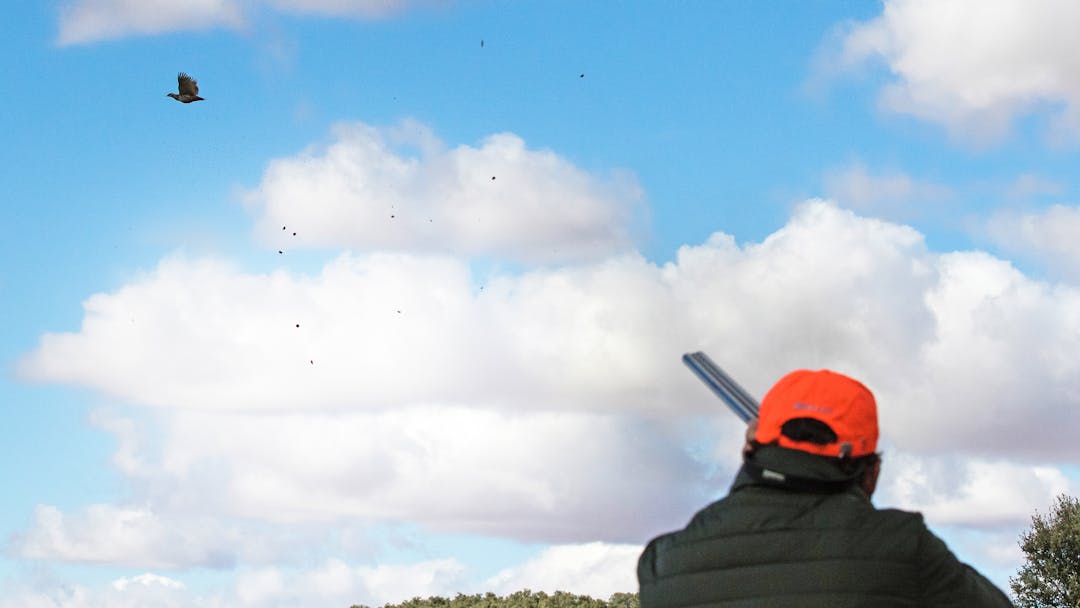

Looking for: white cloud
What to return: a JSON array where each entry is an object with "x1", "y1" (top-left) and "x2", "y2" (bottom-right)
[
  {"x1": 984, "y1": 204, "x2": 1080, "y2": 279},
  {"x1": 12, "y1": 504, "x2": 247, "y2": 569},
  {"x1": 8, "y1": 500, "x2": 363, "y2": 570},
  {"x1": 267, "y1": 0, "x2": 412, "y2": 18},
  {"x1": 56, "y1": 0, "x2": 416, "y2": 45},
  {"x1": 0, "y1": 547, "x2": 641, "y2": 608},
  {"x1": 19, "y1": 199, "x2": 940, "y2": 420},
  {"x1": 243, "y1": 120, "x2": 644, "y2": 263},
  {"x1": 484, "y1": 542, "x2": 640, "y2": 599},
  {"x1": 0, "y1": 574, "x2": 190, "y2": 608},
  {"x1": 876, "y1": 454, "x2": 1073, "y2": 591},
  {"x1": 830, "y1": 0, "x2": 1080, "y2": 145},
  {"x1": 57, "y1": 0, "x2": 245, "y2": 46},
  {"x1": 0, "y1": 560, "x2": 466, "y2": 608},
  {"x1": 879, "y1": 452, "x2": 1075, "y2": 529},
  {"x1": 17, "y1": 252, "x2": 678, "y2": 414},
  {"x1": 352, "y1": 559, "x2": 468, "y2": 605},
  {"x1": 202, "y1": 559, "x2": 470, "y2": 608},
  {"x1": 232, "y1": 568, "x2": 285, "y2": 606},
  {"x1": 111, "y1": 573, "x2": 185, "y2": 592},
  {"x1": 1006, "y1": 173, "x2": 1064, "y2": 200},
  {"x1": 822, "y1": 161, "x2": 952, "y2": 217},
  {"x1": 898, "y1": 249, "x2": 1080, "y2": 455},
  {"x1": 16, "y1": 199, "x2": 1080, "y2": 575},
  {"x1": 15, "y1": 409, "x2": 709, "y2": 549}
]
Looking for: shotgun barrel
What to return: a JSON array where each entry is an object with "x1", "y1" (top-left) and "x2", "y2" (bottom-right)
[{"x1": 682, "y1": 351, "x2": 759, "y2": 422}]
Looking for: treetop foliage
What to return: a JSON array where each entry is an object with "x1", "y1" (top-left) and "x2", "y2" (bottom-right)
[
  {"x1": 350, "y1": 589, "x2": 640, "y2": 608},
  {"x1": 1010, "y1": 493, "x2": 1080, "y2": 608}
]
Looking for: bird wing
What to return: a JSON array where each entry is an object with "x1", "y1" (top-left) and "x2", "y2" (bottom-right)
[{"x1": 177, "y1": 72, "x2": 199, "y2": 96}]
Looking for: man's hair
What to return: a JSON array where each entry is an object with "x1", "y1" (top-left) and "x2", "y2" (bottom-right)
[
  {"x1": 779, "y1": 417, "x2": 880, "y2": 479},
  {"x1": 780, "y1": 418, "x2": 837, "y2": 444}
]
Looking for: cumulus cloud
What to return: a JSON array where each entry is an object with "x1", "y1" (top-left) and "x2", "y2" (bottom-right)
[
  {"x1": 17, "y1": 199, "x2": 1080, "y2": 569},
  {"x1": 56, "y1": 0, "x2": 245, "y2": 46},
  {"x1": 0, "y1": 549, "x2": 638, "y2": 608},
  {"x1": 0, "y1": 559, "x2": 466, "y2": 608},
  {"x1": 484, "y1": 542, "x2": 640, "y2": 598},
  {"x1": 1006, "y1": 173, "x2": 1064, "y2": 200},
  {"x1": 14, "y1": 409, "x2": 709, "y2": 549},
  {"x1": 10, "y1": 196, "x2": 1080, "y2": 605},
  {"x1": 224, "y1": 559, "x2": 469, "y2": 607},
  {"x1": 17, "y1": 252, "x2": 679, "y2": 414},
  {"x1": 13, "y1": 505, "x2": 180, "y2": 567},
  {"x1": 55, "y1": 0, "x2": 414, "y2": 45},
  {"x1": 983, "y1": 204, "x2": 1080, "y2": 279},
  {"x1": 19, "y1": 200, "x2": 1080, "y2": 456},
  {"x1": 875, "y1": 455, "x2": 1072, "y2": 591},
  {"x1": 822, "y1": 161, "x2": 952, "y2": 217},
  {"x1": 267, "y1": 0, "x2": 412, "y2": 18},
  {"x1": 350, "y1": 559, "x2": 469, "y2": 605},
  {"x1": 244, "y1": 120, "x2": 644, "y2": 263},
  {"x1": 827, "y1": 0, "x2": 1080, "y2": 145},
  {"x1": 111, "y1": 573, "x2": 185, "y2": 592},
  {"x1": 905, "y1": 249, "x2": 1080, "y2": 454},
  {"x1": 10, "y1": 504, "x2": 278, "y2": 569},
  {"x1": 18, "y1": 199, "x2": 940, "y2": 420},
  {"x1": 879, "y1": 453, "x2": 1075, "y2": 529},
  {"x1": 0, "y1": 574, "x2": 189, "y2": 608}
]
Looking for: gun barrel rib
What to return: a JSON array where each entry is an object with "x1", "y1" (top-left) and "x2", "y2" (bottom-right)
[{"x1": 682, "y1": 352, "x2": 760, "y2": 422}]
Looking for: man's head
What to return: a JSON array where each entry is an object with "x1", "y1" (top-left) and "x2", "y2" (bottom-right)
[
  {"x1": 746, "y1": 369, "x2": 882, "y2": 496},
  {"x1": 755, "y1": 369, "x2": 879, "y2": 458}
]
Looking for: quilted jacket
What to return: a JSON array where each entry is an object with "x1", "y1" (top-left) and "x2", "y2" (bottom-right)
[{"x1": 637, "y1": 446, "x2": 1013, "y2": 607}]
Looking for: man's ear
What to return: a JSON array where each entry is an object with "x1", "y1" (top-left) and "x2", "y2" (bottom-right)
[
  {"x1": 742, "y1": 419, "x2": 760, "y2": 458},
  {"x1": 861, "y1": 457, "x2": 882, "y2": 498}
]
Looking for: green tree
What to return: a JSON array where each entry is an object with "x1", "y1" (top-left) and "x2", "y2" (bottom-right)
[
  {"x1": 1010, "y1": 494, "x2": 1080, "y2": 608},
  {"x1": 351, "y1": 589, "x2": 639, "y2": 608},
  {"x1": 606, "y1": 592, "x2": 640, "y2": 608}
]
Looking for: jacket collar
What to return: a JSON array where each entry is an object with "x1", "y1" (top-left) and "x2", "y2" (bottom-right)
[{"x1": 731, "y1": 445, "x2": 870, "y2": 496}]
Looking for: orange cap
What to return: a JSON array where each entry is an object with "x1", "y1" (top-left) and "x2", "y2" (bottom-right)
[{"x1": 754, "y1": 369, "x2": 879, "y2": 458}]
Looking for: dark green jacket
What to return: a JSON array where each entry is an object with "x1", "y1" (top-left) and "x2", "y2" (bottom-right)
[{"x1": 637, "y1": 446, "x2": 1013, "y2": 608}]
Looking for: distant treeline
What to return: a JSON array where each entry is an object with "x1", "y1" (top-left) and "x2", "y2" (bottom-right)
[{"x1": 351, "y1": 590, "x2": 640, "y2": 608}]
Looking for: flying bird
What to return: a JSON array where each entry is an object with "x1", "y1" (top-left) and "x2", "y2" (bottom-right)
[{"x1": 167, "y1": 73, "x2": 204, "y2": 103}]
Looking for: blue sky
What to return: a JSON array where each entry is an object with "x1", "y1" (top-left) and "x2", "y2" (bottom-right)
[{"x1": 4, "y1": 0, "x2": 1080, "y2": 605}]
